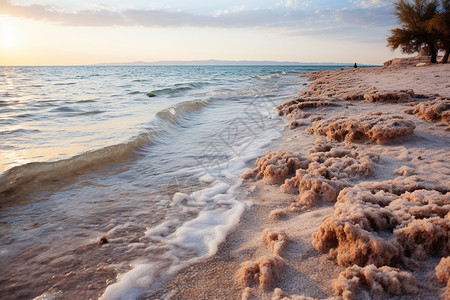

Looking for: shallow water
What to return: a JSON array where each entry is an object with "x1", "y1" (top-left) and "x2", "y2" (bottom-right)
[{"x1": 0, "y1": 65, "x2": 351, "y2": 299}]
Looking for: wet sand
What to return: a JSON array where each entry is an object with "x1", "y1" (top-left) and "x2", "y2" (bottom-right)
[{"x1": 154, "y1": 61, "x2": 450, "y2": 300}]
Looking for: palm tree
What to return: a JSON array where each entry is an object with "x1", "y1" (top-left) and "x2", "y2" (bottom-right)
[
  {"x1": 427, "y1": 0, "x2": 450, "y2": 63},
  {"x1": 387, "y1": 0, "x2": 440, "y2": 63}
]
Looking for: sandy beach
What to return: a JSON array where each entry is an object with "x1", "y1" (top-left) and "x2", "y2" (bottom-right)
[{"x1": 153, "y1": 59, "x2": 450, "y2": 300}]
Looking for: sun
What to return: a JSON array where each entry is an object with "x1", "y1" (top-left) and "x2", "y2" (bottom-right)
[{"x1": 1, "y1": 19, "x2": 21, "y2": 49}]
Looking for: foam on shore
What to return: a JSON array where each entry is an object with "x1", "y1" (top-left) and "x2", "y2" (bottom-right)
[{"x1": 100, "y1": 129, "x2": 282, "y2": 299}]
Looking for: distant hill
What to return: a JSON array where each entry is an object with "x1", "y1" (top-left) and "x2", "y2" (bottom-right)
[{"x1": 92, "y1": 59, "x2": 360, "y2": 66}]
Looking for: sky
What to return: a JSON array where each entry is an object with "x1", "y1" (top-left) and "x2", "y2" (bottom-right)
[{"x1": 0, "y1": 0, "x2": 408, "y2": 65}]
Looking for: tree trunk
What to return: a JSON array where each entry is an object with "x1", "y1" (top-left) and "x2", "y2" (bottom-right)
[
  {"x1": 441, "y1": 49, "x2": 449, "y2": 64},
  {"x1": 427, "y1": 42, "x2": 437, "y2": 63}
]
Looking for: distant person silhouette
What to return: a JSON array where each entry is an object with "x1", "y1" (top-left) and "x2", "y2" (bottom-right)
[{"x1": 354, "y1": 63, "x2": 357, "y2": 68}]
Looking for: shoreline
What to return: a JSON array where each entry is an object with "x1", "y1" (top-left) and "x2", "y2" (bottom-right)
[{"x1": 156, "y1": 61, "x2": 448, "y2": 299}]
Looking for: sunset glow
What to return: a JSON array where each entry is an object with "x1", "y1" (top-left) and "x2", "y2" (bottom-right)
[
  {"x1": 0, "y1": 18, "x2": 21, "y2": 49},
  {"x1": 0, "y1": 1, "x2": 406, "y2": 66}
]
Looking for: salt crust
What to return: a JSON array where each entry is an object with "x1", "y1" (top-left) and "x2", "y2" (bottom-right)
[
  {"x1": 236, "y1": 230, "x2": 287, "y2": 291},
  {"x1": 269, "y1": 208, "x2": 289, "y2": 221},
  {"x1": 436, "y1": 257, "x2": 450, "y2": 299},
  {"x1": 300, "y1": 78, "x2": 418, "y2": 103},
  {"x1": 271, "y1": 288, "x2": 318, "y2": 300},
  {"x1": 332, "y1": 264, "x2": 419, "y2": 300},
  {"x1": 282, "y1": 145, "x2": 378, "y2": 210},
  {"x1": 241, "y1": 287, "x2": 252, "y2": 300},
  {"x1": 276, "y1": 97, "x2": 339, "y2": 119},
  {"x1": 235, "y1": 254, "x2": 284, "y2": 291},
  {"x1": 312, "y1": 182, "x2": 450, "y2": 267},
  {"x1": 241, "y1": 151, "x2": 310, "y2": 185},
  {"x1": 243, "y1": 141, "x2": 379, "y2": 210},
  {"x1": 288, "y1": 120, "x2": 308, "y2": 129},
  {"x1": 261, "y1": 229, "x2": 286, "y2": 256},
  {"x1": 298, "y1": 67, "x2": 427, "y2": 103},
  {"x1": 405, "y1": 97, "x2": 450, "y2": 131},
  {"x1": 307, "y1": 113, "x2": 416, "y2": 143},
  {"x1": 436, "y1": 257, "x2": 450, "y2": 286},
  {"x1": 394, "y1": 165, "x2": 416, "y2": 177}
]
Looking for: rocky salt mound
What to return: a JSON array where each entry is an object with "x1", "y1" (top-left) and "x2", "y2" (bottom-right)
[
  {"x1": 242, "y1": 141, "x2": 379, "y2": 211},
  {"x1": 271, "y1": 288, "x2": 317, "y2": 300},
  {"x1": 276, "y1": 97, "x2": 339, "y2": 119},
  {"x1": 236, "y1": 230, "x2": 287, "y2": 291},
  {"x1": 307, "y1": 113, "x2": 416, "y2": 144},
  {"x1": 281, "y1": 143, "x2": 378, "y2": 210},
  {"x1": 241, "y1": 151, "x2": 310, "y2": 185},
  {"x1": 436, "y1": 257, "x2": 450, "y2": 297},
  {"x1": 333, "y1": 265, "x2": 419, "y2": 300},
  {"x1": 236, "y1": 254, "x2": 284, "y2": 291},
  {"x1": 405, "y1": 97, "x2": 450, "y2": 131},
  {"x1": 312, "y1": 181, "x2": 449, "y2": 266},
  {"x1": 261, "y1": 229, "x2": 287, "y2": 256}
]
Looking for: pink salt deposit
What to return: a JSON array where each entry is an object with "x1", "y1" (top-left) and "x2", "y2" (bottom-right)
[{"x1": 332, "y1": 264, "x2": 419, "y2": 300}]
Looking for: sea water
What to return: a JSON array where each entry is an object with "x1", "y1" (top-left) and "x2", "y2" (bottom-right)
[{"x1": 0, "y1": 65, "x2": 350, "y2": 299}]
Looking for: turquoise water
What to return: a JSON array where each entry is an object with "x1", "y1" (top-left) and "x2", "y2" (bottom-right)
[{"x1": 0, "y1": 65, "x2": 355, "y2": 299}]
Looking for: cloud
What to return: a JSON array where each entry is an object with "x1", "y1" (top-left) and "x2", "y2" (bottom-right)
[
  {"x1": 335, "y1": 5, "x2": 395, "y2": 28},
  {"x1": 353, "y1": 0, "x2": 391, "y2": 9},
  {"x1": 277, "y1": 0, "x2": 300, "y2": 9},
  {"x1": 0, "y1": 0, "x2": 396, "y2": 33}
]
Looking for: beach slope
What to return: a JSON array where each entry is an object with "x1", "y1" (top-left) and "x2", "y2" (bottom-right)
[{"x1": 154, "y1": 62, "x2": 450, "y2": 300}]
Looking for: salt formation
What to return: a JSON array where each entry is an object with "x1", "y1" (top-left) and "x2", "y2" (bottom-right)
[
  {"x1": 332, "y1": 264, "x2": 419, "y2": 300},
  {"x1": 363, "y1": 91, "x2": 413, "y2": 103},
  {"x1": 435, "y1": 257, "x2": 450, "y2": 297},
  {"x1": 262, "y1": 229, "x2": 286, "y2": 256},
  {"x1": 236, "y1": 255, "x2": 284, "y2": 291},
  {"x1": 394, "y1": 165, "x2": 416, "y2": 176},
  {"x1": 307, "y1": 113, "x2": 416, "y2": 143},
  {"x1": 312, "y1": 182, "x2": 450, "y2": 267},
  {"x1": 271, "y1": 288, "x2": 317, "y2": 300},
  {"x1": 276, "y1": 97, "x2": 338, "y2": 119},
  {"x1": 288, "y1": 120, "x2": 308, "y2": 129},
  {"x1": 241, "y1": 151, "x2": 310, "y2": 185},
  {"x1": 296, "y1": 68, "x2": 418, "y2": 103},
  {"x1": 280, "y1": 144, "x2": 378, "y2": 210},
  {"x1": 241, "y1": 287, "x2": 252, "y2": 300},
  {"x1": 269, "y1": 208, "x2": 289, "y2": 221},
  {"x1": 236, "y1": 231, "x2": 287, "y2": 292},
  {"x1": 242, "y1": 142, "x2": 378, "y2": 210},
  {"x1": 405, "y1": 97, "x2": 450, "y2": 130}
]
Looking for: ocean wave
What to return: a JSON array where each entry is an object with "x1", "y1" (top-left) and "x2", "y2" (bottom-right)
[
  {"x1": 54, "y1": 82, "x2": 76, "y2": 86},
  {"x1": 52, "y1": 107, "x2": 76, "y2": 113},
  {"x1": 148, "y1": 82, "x2": 211, "y2": 97},
  {"x1": 76, "y1": 99, "x2": 97, "y2": 103},
  {"x1": 79, "y1": 110, "x2": 104, "y2": 116},
  {"x1": 0, "y1": 128, "x2": 40, "y2": 135},
  {"x1": 0, "y1": 99, "x2": 215, "y2": 194},
  {"x1": 0, "y1": 132, "x2": 156, "y2": 194},
  {"x1": 254, "y1": 73, "x2": 281, "y2": 80},
  {"x1": 155, "y1": 99, "x2": 213, "y2": 124},
  {"x1": 150, "y1": 86, "x2": 194, "y2": 96}
]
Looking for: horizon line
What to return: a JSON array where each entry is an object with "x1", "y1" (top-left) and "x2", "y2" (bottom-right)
[{"x1": 1, "y1": 59, "x2": 379, "y2": 67}]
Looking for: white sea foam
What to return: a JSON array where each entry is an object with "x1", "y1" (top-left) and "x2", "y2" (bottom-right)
[{"x1": 100, "y1": 127, "x2": 282, "y2": 300}]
